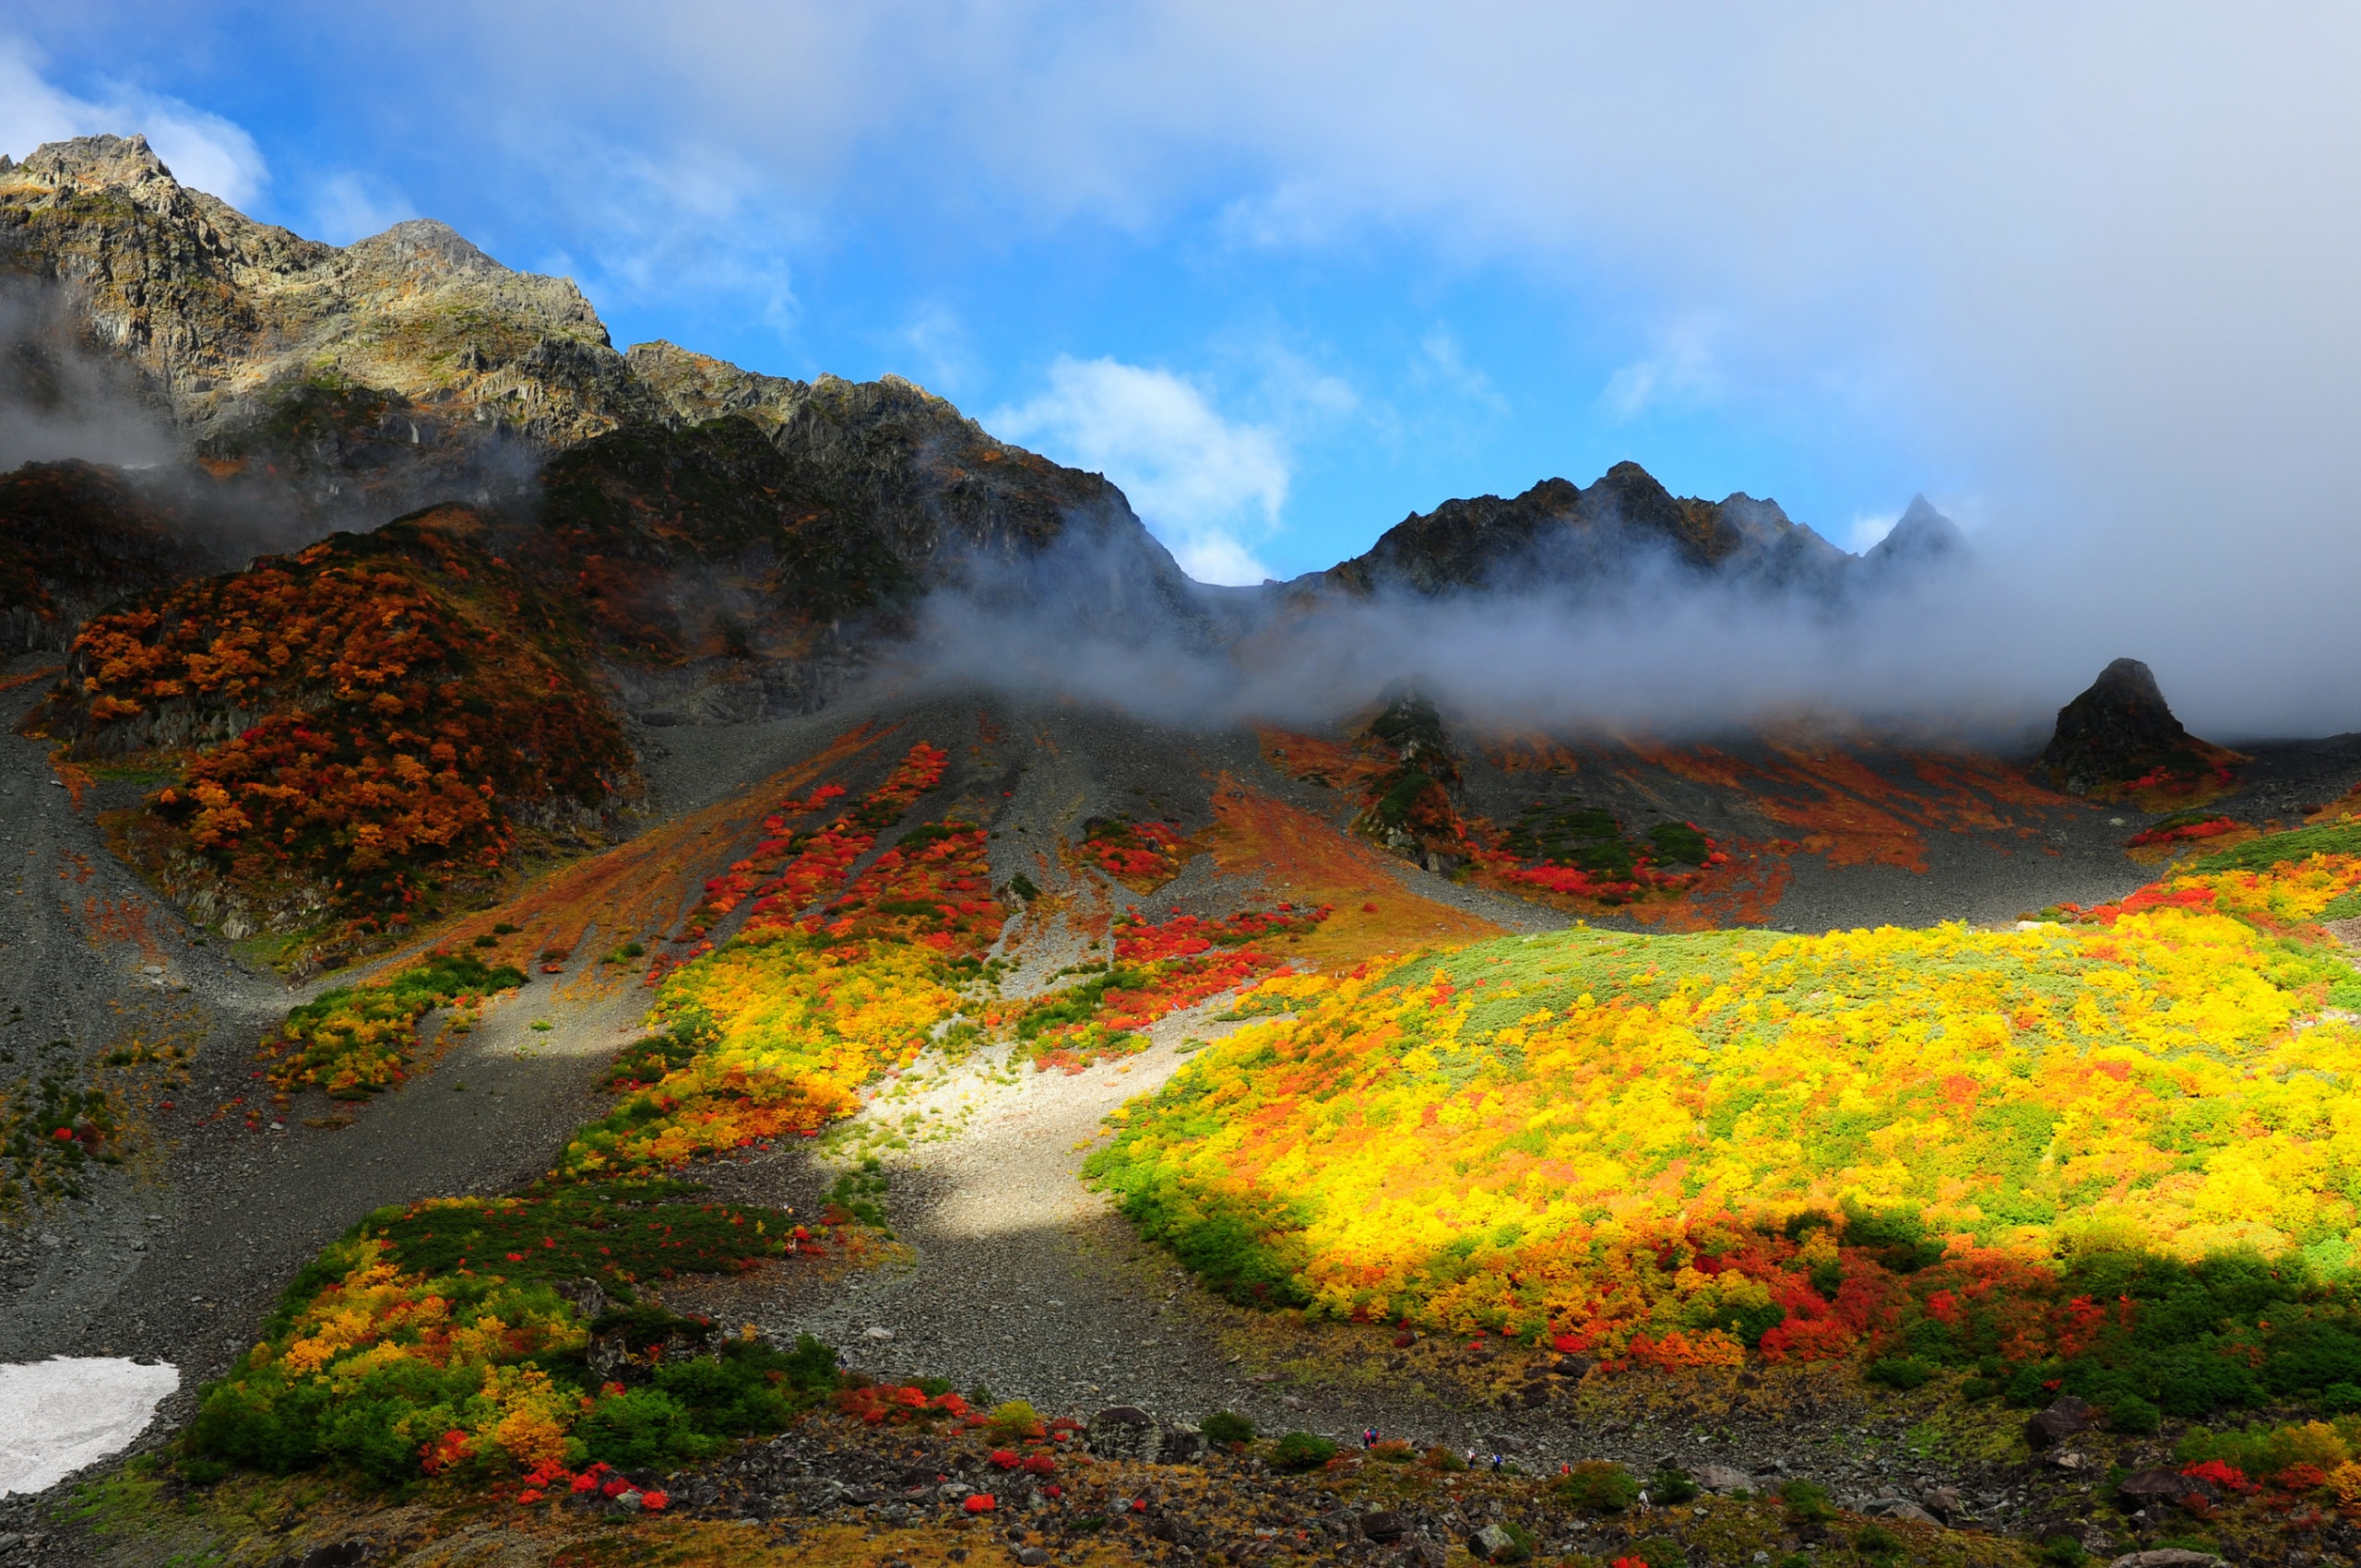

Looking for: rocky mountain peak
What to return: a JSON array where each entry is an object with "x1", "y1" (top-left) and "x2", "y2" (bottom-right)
[
  {"x1": 1863, "y1": 493, "x2": 1966, "y2": 575},
  {"x1": 12, "y1": 133, "x2": 173, "y2": 193},
  {"x1": 1303, "y1": 459, "x2": 1862, "y2": 600},
  {"x1": 2035, "y1": 657, "x2": 2198, "y2": 795},
  {"x1": 341, "y1": 219, "x2": 503, "y2": 278}
]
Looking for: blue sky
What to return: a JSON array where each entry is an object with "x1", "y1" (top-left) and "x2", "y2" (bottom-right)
[
  {"x1": 6, "y1": 0, "x2": 2361, "y2": 693},
  {"x1": 0, "y1": 5, "x2": 1966, "y2": 583}
]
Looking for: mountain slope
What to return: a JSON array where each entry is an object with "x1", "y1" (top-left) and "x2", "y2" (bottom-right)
[{"x1": 1296, "y1": 459, "x2": 1875, "y2": 600}]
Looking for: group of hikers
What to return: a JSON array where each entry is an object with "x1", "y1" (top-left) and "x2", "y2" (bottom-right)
[{"x1": 1359, "y1": 1426, "x2": 1522, "y2": 1473}]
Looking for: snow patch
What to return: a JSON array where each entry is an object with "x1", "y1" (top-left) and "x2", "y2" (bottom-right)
[{"x1": 0, "y1": 1358, "x2": 179, "y2": 1496}]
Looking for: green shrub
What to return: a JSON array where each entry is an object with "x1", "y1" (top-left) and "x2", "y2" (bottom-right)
[
  {"x1": 577, "y1": 1386, "x2": 716, "y2": 1469},
  {"x1": 1556, "y1": 1459, "x2": 1639, "y2": 1513},
  {"x1": 1647, "y1": 1467, "x2": 1699, "y2": 1504},
  {"x1": 984, "y1": 1400, "x2": 1044, "y2": 1443},
  {"x1": 2035, "y1": 1538, "x2": 2091, "y2": 1567},
  {"x1": 1624, "y1": 1537, "x2": 1683, "y2": 1568},
  {"x1": 1200, "y1": 1409, "x2": 1254, "y2": 1447},
  {"x1": 2192, "y1": 823, "x2": 2361, "y2": 873},
  {"x1": 1865, "y1": 1355, "x2": 1932, "y2": 1391},
  {"x1": 1780, "y1": 1479, "x2": 1836, "y2": 1524},
  {"x1": 1855, "y1": 1523, "x2": 1903, "y2": 1557},
  {"x1": 2109, "y1": 1395, "x2": 2162, "y2": 1434},
  {"x1": 1272, "y1": 1431, "x2": 1338, "y2": 1470}
]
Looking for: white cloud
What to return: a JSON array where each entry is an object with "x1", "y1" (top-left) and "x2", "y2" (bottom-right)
[
  {"x1": 303, "y1": 172, "x2": 418, "y2": 245},
  {"x1": 1600, "y1": 320, "x2": 1724, "y2": 422},
  {"x1": 1417, "y1": 327, "x2": 1507, "y2": 415},
  {"x1": 1845, "y1": 511, "x2": 1899, "y2": 553},
  {"x1": 0, "y1": 38, "x2": 267, "y2": 208},
  {"x1": 993, "y1": 357, "x2": 1288, "y2": 585},
  {"x1": 889, "y1": 302, "x2": 977, "y2": 396}
]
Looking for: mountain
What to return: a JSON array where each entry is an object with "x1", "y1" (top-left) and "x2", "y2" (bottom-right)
[
  {"x1": 0, "y1": 134, "x2": 1199, "y2": 680},
  {"x1": 0, "y1": 129, "x2": 2021, "y2": 967},
  {"x1": 1289, "y1": 459, "x2": 1929, "y2": 601}
]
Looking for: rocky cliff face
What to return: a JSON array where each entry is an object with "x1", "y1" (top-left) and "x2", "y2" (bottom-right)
[{"x1": 0, "y1": 135, "x2": 656, "y2": 455}]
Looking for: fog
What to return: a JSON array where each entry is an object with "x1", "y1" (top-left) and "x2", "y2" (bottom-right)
[
  {"x1": 897, "y1": 487, "x2": 2338, "y2": 748},
  {"x1": 127, "y1": 0, "x2": 2356, "y2": 738},
  {"x1": 0, "y1": 279, "x2": 177, "y2": 472}
]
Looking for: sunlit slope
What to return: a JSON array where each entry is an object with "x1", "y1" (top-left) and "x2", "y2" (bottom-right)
[{"x1": 1088, "y1": 827, "x2": 2361, "y2": 1361}]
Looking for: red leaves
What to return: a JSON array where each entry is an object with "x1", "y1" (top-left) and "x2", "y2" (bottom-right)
[
  {"x1": 2128, "y1": 815, "x2": 2239, "y2": 848},
  {"x1": 2184, "y1": 1459, "x2": 2257, "y2": 1493}
]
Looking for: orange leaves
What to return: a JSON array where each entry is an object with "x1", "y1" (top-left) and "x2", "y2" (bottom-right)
[{"x1": 57, "y1": 518, "x2": 635, "y2": 923}]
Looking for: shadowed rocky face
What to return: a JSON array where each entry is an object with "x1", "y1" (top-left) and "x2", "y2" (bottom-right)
[{"x1": 2036, "y1": 656, "x2": 2194, "y2": 794}]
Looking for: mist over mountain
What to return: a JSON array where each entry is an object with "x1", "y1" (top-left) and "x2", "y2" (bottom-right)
[{"x1": 0, "y1": 132, "x2": 2013, "y2": 745}]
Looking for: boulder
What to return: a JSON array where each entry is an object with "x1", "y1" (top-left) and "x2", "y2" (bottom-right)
[
  {"x1": 1554, "y1": 1354, "x2": 1593, "y2": 1379},
  {"x1": 1086, "y1": 1407, "x2": 1204, "y2": 1464},
  {"x1": 1086, "y1": 1407, "x2": 1160, "y2": 1461},
  {"x1": 2023, "y1": 1396, "x2": 2094, "y2": 1449},
  {"x1": 2106, "y1": 1552, "x2": 2227, "y2": 1568},
  {"x1": 2117, "y1": 1468, "x2": 2216, "y2": 1507},
  {"x1": 1466, "y1": 1524, "x2": 1527, "y2": 1563},
  {"x1": 1919, "y1": 1486, "x2": 1964, "y2": 1521},
  {"x1": 1358, "y1": 1511, "x2": 1408, "y2": 1542},
  {"x1": 1157, "y1": 1421, "x2": 1207, "y2": 1464},
  {"x1": 1858, "y1": 1498, "x2": 1940, "y2": 1526},
  {"x1": 1694, "y1": 1465, "x2": 1756, "y2": 1493}
]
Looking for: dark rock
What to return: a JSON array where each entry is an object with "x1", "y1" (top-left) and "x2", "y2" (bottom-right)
[
  {"x1": 1156, "y1": 1421, "x2": 1206, "y2": 1465},
  {"x1": 2035, "y1": 659, "x2": 2212, "y2": 795},
  {"x1": 2024, "y1": 1396, "x2": 2094, "y2": 1449},
  {"x1": 1149, "y1": 1516, "x2": 1209, "y2": 1550},
  {"x1": 1400, "y1": 1541, "x2": 1448, "y2": 1568},
  {"x1": 1359, "y1": 1512, "x2": 1408, "y2": 1542},
  {"x1": 1858, "y1": 1498, "x2": 1940, "y2": 1525},
  {"x1": 300, "y1": 1543, "x2": 369, "y2": 1568},
  {"x1": 2118, "y1": 1469, "x2": 2216, "y2": 1506},
  {"x1": 1919, "y1": 1486, "x2": 1964, "y2": 1521},
  {"x1": 1014, "y1": 1550, "x2": 1049, "y2": 1566},
  {"x1": 1554, "y1": 1354, "x2": 1593, "y2": 1379}
]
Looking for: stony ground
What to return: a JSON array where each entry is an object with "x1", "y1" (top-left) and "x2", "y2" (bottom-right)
[{"x1": 8, "y1": 657, "x2": 2361, "y2": 1568}]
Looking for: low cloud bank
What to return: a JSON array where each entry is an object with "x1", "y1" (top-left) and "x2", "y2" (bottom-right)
[{"x1": 902, "y1": 517, "x2": 2357, "y2": 745}]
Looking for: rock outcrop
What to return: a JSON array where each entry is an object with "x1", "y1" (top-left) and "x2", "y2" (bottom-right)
[{"x1": 2035, "y1": 659, "x2": 2218, "y2": 796}]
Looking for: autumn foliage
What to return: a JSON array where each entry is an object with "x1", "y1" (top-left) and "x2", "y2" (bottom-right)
[
  {"x1": 45, "y1": 511, "x2": 635, "y2": 928},
  {"x1": 1088, "y1": 829, "x2": 2361, "y2": 1414}
]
